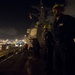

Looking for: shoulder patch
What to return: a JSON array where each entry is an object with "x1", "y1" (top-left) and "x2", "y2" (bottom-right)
[{"x1": 59, "y1": 23, "x2": 63, "y2": 26}]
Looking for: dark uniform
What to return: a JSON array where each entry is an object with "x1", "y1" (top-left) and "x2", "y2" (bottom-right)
[
  {"x1": 44, "y1": 30, "x2": 55, "y2": 75},
  {"x1": 52, "y1": 14, "x2": 75, "y2": 75},
  {"x1": 32, "y1": 38, "x2": 40, "y2": 58}
]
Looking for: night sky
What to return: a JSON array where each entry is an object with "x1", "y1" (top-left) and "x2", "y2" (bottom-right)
[{"x1": 0, "y1": 0, "x2": 74, "y2": 39}]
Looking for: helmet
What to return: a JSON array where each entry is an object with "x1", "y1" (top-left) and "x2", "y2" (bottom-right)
[
  {"x1": 43, "y1": 25, "x2": 50, "y2": 29},
  {"x1": 52, "y1": 3, "x2": 64, "y2": 9}
]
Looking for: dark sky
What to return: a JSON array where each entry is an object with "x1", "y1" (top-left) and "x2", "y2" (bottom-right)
[{"x1": 0, "y1": 0, "x2": 67, "y2": 39}]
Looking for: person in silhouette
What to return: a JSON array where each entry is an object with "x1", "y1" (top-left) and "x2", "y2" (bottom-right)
[
  {"x1": 43, "y1": 24, "x2": 55, "y2": 75},
  {"x1": 52, "y1": 3, "x2": 75, "y2": 75}
]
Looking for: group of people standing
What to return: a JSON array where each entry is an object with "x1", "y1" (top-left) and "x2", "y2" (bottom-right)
[
  {"x1": 43, "y1": 3, "x2": 75, "y2": 75},
  {"x1": 31, "y1": 3, "x2": 75, "y2": 75}
]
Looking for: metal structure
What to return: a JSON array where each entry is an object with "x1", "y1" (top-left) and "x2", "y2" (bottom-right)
[{"x1": 29, "y1": 0, "x2": 49, "y2": 45}]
